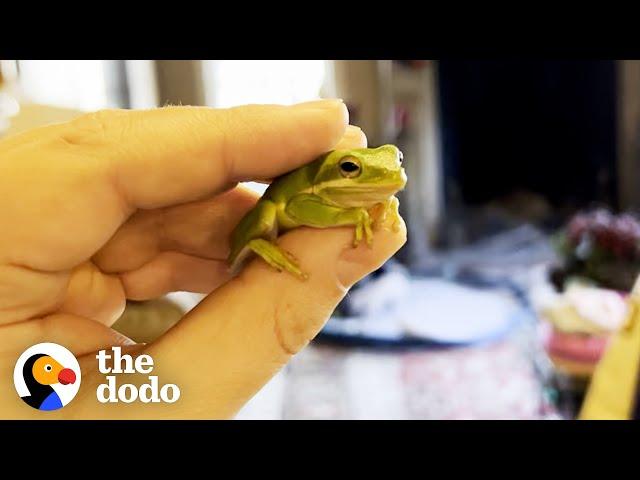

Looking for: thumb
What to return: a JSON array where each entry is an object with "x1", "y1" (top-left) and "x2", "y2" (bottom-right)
[{"x1": 76, "y1": 207, "x2": 406, "y2": 419}]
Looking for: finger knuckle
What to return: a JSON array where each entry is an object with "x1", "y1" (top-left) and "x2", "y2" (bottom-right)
[{"x1": 60, "y1": 109, "x2": 129, "y2": 147}]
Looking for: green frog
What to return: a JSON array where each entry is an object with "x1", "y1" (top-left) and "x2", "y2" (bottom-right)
[{"x1": 228, "y1": 144, "x2": 407, "y2": 280}]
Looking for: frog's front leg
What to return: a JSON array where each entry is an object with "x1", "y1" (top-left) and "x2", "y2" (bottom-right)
[
  {"x1": 353, "y1": 209, "x2": 373, "y2": 247},
  {"x1": 285, "y1": 194, "x2": 373, "y2": 248},
  {"x1": 370, "y1": 196, "x2": 402, "y2": 233}
]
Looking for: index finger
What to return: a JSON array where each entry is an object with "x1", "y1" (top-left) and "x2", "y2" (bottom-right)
[
  {"x1": 0, "y1": 100, "x2": 349, "y2": 272},
  {"x1": 60, "y1": 99, "x2": 349, "y2": 209}
]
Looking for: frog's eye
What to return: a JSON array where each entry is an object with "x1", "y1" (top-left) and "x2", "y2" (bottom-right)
[
  {"x1": 398, "y1": 151, "x2": 403, "y2": 163},
  {"x1": 339, "y1": 157, "x2": 361, "y2": 178}
]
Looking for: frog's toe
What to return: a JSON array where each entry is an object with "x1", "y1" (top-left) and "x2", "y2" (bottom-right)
[
  {"x1": 284, "y1": 249, "x2": 299, "y2": 262},
  {"x1": 364, "y1": 224, "x2": 374, "y2": 247},
  {"x1": 284, "y1": 263, "x2": 308, "y2": 281},
  {"x1": 353, "y1": 225, "x2": 363, "y2": 247}
]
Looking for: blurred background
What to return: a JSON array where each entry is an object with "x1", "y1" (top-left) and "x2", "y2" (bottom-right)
[{"x1": 2, "y1": 59, "x2": 639, "y2": 419}]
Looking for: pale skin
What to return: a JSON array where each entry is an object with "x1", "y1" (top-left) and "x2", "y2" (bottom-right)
[{"x1": 0, "y1": 99, "x2": 406, "y2": 419}]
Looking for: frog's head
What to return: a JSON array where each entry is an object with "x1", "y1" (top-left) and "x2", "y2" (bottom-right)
[{"x1": 312, "y1": 145, "x2": 407, "y2": 207}]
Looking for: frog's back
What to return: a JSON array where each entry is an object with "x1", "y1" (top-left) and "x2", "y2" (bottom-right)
[
  {"x1": 262, "y1": 157, "x2": 321, "y2": 203},
  {"x1": 227, "y1": 155, "x2": 325, "y2": 272}
]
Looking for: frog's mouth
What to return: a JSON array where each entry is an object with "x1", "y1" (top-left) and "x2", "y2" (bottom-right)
[
  {"x1": 317, "y1": 182, "x2": 405, "y2": 207},
  {"x1": 314, "y1": 167, "x2": 407, "y2": 207}
]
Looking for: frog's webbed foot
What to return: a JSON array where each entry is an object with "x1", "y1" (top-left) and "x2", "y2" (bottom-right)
[
  {"x1": 369, "y1": 197, "x2": 402, "y2": 233},
  {"x1": 369, "y1": 197, "x2": 400, "y2": 231},
  {"x1": 368, "y1": 201, "x2": 388, "y2": 227},
  {"x1": 247, "y1": 238, "x2": 309, "y2": 281},
  {"x1": 386, "y1": 196, "x2": 402, "y2": 233},
  {"x1": 283, "y1": 249, "x2": 300, "y2": 264},
  {"x1": 353, "y1": 209, "x2": 373, "y2": 248}
]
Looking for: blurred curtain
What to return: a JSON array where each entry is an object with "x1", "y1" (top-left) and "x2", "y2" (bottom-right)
[
  {"x1": 104, "y1": 60, "x2": 131, "y2": 107},
  {"x1": 617, "y1": 60, "x2": 640, "y2": 211},
  {"x1": 153, "y1": 60, "x2": 206, "y2": 106},
  {"x1": 331, "y1": 60, "x2": 442, "y2": 265},
  {"x1": 331, "y1": 60, "x2": 394, "y2": 147}
]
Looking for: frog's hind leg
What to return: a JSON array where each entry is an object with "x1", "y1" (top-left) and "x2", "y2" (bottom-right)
[
  {"x1": 228, "y1": 200, "x2": 277, "y2": 275},
  {"x1": 246, "y1": 238, "x2": 308, "y2": 280},
  {"x1": 229, "y1": 200, "x2": 307, "y2": 280}
]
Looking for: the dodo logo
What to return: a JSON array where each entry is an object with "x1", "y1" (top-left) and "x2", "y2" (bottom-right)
[{"x1": 14, "y1": 343, "x2": 81, "y2": 411}]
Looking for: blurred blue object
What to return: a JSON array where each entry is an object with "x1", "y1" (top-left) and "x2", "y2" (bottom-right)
[{"x1": 319, "y1": 268, "x2": 535, "y2": 349}]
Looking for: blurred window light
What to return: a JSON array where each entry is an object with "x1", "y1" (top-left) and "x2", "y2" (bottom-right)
[
  {"x1": 204, "y1": 61, "x2": 328, "y2": 195},
  {"x1": 204, "y1": 60, "x2": 327, "y2": 107},
  {"x1": 17, "y1": 60, "x2": 111, "y2": 111}
]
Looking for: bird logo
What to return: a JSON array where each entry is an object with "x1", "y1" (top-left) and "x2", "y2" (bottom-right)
[{"x1": 14, "y1": 343, "x2": 81, "y2": 411}]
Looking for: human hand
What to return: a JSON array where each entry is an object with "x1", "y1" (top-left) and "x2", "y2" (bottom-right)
[{"x1": 0, "y1": 100, "x2": 406, "y2": 419}]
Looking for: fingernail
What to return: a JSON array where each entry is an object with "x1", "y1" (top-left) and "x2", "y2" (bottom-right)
[
  {"x1": 292, "y1": 99, "x2": 349, "y2": 140},
  {"x1": 343, "y1": 125, "x2": 366, "y2": 143},
  {"x1": 292, "y1": 98, "x2": 345, "y2": 111}
]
